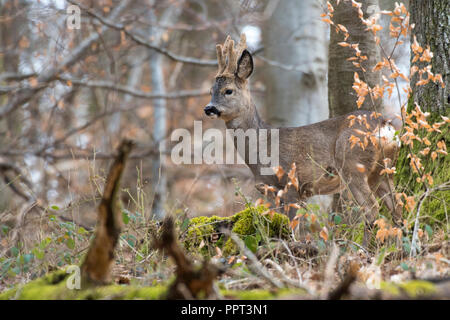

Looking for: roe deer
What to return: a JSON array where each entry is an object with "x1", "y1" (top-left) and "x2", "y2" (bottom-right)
[{"x1": 204, "y1": 34, "x2": 402, "y2": 242}]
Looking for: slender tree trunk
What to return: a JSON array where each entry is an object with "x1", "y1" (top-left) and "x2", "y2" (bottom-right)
[
  {"x1": 150, "y1": 52, "x2": 167, "y2": 220},
  {"x1": 328, "y1": 0, "x2": 382, "y2": 117},
  {"x1": 262, "y1": 0, "x2": 329, "y2": 127},
  {"x1": 261, "y1": 0, "x2": 331, "y2": 211},
  {"x1": 148, "y1": 2, "x2": 183, "y2": 220}
]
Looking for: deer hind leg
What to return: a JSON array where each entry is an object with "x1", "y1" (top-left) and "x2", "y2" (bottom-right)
[
  {"x1": 343, "y1": 172, "x2": 380, "y2": 246},
  {"x1": 255, "y1": 183, "x2": 305, "y2": 220},
  {"x1": 369, "y1": 173, "x2": 403, "y2": 226}
]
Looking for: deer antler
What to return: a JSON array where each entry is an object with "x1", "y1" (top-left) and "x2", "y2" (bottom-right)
[{"x1": 216, "y1": 33, "x2": 247, "y2": 77}]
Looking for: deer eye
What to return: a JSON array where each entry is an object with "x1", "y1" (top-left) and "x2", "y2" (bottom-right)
[{"x1": 225, "y1": 89, "x2": 233, "y2": 95}]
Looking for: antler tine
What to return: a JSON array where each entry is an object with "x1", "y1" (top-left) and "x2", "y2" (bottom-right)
[
  {"x1": 216, "y1": 44, "x2": 225, "y2": 75},
  {"x1": 237, "y1": 33, "x2": 247, "y2": 53},
  {"x1": 216, "y1": 34, "x2": 248, "y2": 77},
  {"x1": 216, "y1": 36, "x2": 231, "y2": 76},
  {"x1": 225, "y1": 39, "x2": 236, "y2": 74}
]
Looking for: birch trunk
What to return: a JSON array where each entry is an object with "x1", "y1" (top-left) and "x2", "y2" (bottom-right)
[
  {"x1": 262, "y1": 0, "x2": 329, "y2": 127},
  {"x1": 148, "y1": 2, "x2": 183, "y2": 220}
]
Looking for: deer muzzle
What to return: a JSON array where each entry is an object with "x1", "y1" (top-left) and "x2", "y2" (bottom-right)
[{"x1": 204, "y1": 105, "x2": 221, "y2": 118}]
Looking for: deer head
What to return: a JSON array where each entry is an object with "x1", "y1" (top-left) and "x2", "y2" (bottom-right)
[{"x1": 204, "y1": 34, "x2": 254, "y2": 123}]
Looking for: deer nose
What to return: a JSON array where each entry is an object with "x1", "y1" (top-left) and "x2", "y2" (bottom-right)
[{"x1": 204, "y1": 105, "x2": 221, "y2": 117}]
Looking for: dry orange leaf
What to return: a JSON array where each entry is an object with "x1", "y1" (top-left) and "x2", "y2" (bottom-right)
[
  {"x1": 273, "y1": 166, "x2": 285, "y2": 182},
  {"x1": 319, "y1": 227, "x2": 328, "y2": 241},
  {"x1": 290, "y1": 219, "x2": 299, "y2": 230},
  {"x1": 356, "y1": 163, "x2": 366, "y2": 173}
]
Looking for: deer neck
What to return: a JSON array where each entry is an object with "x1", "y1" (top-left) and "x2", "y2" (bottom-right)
[
  {"x1": 225, "y1": 101, "x2": 268, "y2": 131},
  {"x1": 225, "y1": 100, "x2": 274, "y2": 181}
]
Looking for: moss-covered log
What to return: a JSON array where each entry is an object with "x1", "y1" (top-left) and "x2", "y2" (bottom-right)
[{"x1": 0, "y1": 268, "x2": 307, "y2": 300}]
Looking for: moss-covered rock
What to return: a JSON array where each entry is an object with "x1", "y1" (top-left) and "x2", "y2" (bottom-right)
[{"x1": 183, "y1": 206, "x2": 290, "y2": 257}]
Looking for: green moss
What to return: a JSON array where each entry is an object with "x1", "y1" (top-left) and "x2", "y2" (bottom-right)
[
  {"x1": 0, "y1": 268, "x2": 168, "y2": 300},
  {"x1": 380, "y1": 282, "x2": 401, "y2": 296},
  {"x1": 380, "y1": 280, "x2": 436, "y2": 298},
  {"x1": 222, "y1": 288, "x2": 305, "y2": 300},
  {"x1": 0, "y1": 270, "x2": 71, "y2": 300},
  {"x1": 399, "y1": 280, "x2": 437, "y2": 297},
  {"x1": 0, "y1": 269, "x2": 308, "y2": 300},
  {"x1": 221, "y1": 238, "x2": 234, "y2": 256},
  {"x1": 184, "y1": 215, "x2": 230, "y2": 255},
  {"x1": 183, "y1": 206, "x2": 290, "y2": 257},
  {"x1": 1, "y1": 269, "x2": 439, "y2": 300},
  {"x1": 231, "y1": 208, "x2": 257, "y2": 235}
]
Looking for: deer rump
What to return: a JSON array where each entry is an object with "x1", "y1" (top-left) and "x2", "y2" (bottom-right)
[
  {"x1": 294, "y1": 115, "x2": 400, "y2": 198},
  {"x1": 256, "y1": 110, "x2": 401, "y2": 216}
]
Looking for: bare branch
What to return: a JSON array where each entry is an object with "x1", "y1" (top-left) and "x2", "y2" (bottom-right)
[
  {"x1": 57, "y1": 77, "x2": 209, "y2": 100},
  {"x1": 226, "y1": 231, "x2": 284, "y2": 289},
  {"x1": 67, "y1": 0, "x2": 218, "y2": 66},
  {"x1": 66, "y1": 0, "x2": 264, "y2": 67},
  {"x1": 0, "y1": 0, "x2": 132, "y2": 119}
]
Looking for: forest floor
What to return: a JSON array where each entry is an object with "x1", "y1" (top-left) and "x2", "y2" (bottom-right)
[
  {"x1": 0, "y1": 201, "x2": 449, "y2": 299},
  {"x1": 0, "y1": 141, "x2": 449, "y2": 299}
]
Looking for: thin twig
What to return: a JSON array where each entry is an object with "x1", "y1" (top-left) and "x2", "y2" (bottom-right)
[{"x1": 226, "y1": 231, "x2": 283, "y2": 289}]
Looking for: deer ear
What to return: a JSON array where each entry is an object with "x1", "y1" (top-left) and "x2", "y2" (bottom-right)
[{"x1": 236, "y1": 49, "x2": 253, "y2": 80}]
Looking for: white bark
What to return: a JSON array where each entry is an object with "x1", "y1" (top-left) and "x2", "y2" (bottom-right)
[
  {"x1": 262, "y1": 0, "x2": 329, "y2": 127},
  {"x1": 262, "y1": 0, "x2": 331, "y2": 210},
  {"x1": 148, "y1": 1, "x2": 183, "y2": 220}
]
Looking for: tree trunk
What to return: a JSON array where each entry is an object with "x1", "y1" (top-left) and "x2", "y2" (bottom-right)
[
  {"x1": 149, "y1": 2, "x2": 183, "y2": 220},
  {"x1": 328, "y1": 0, "x2": 383, "y2": 214},
  {"x1": 328, "y1": 0, "x2": 383, "y2": 117},
  {"x1": 409, "y1": 0, "x2": 449, "y2": 114},
  {"x1": 262, "y1": 0, "x2": 329, "y2": 127}
]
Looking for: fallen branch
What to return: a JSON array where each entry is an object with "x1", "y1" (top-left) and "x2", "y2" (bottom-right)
[
  {"x1": 154, "y1": 216, "x2": 222, "y2": 300},
  {"x1": 327, "y1": 261, "x2": 359, "y2": 300},
  {"x1": 227, "y1": 231, "x2": 283, "y2": 289}
]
